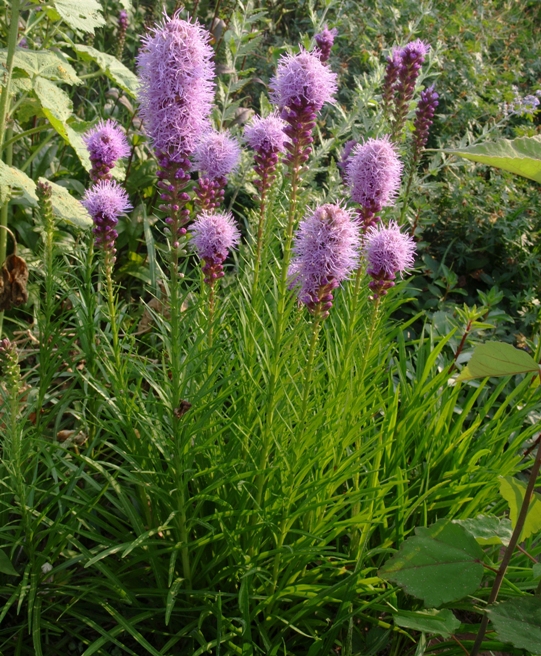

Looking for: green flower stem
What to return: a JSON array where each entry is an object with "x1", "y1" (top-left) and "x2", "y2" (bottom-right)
[
  {"x1": 469, "y1": 436, "x2": 541, "y2": 656},
  {"x1": 104, "y1": 255, "x2": 122, "y2": 375},
  {"x1": 251, "y1": 183, "x2": 268, "y2": 298},
  {"x1": 0, "y1": 0, "x2": 21, "y2": 156},
  {"x1": 207, "y1": 280, "x2": 216, "y2": 376},
  {"x1": 0, "y1": 129, "x2": 14, "y2": 337}
]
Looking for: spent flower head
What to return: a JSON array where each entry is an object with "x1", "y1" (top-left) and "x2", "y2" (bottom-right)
[
  {"x1": 193, "y1": 130, "x2": 241, "y2": 180},
  {"x1": 289, "y1": 204, "x2": 360, "y2": 316},
  {"x1": 270, "y1": 48, "x2": 337, "y2": 112},
  {"x1": 347, "y1": 136, "x2": 402, "y2": 214},
  {"x1": 137, "y1": 13, "x2": 215, "y2": 161},
  {"x1": 84, "y1": 119, "x2": 130, "y2": 181}
]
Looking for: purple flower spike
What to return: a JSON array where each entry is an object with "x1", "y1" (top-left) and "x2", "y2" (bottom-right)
[
  {"x1": 364, "y1": 220, "x2": 416, "y2": 299},
  {"x1": 244, "y1": 113, "x2": 288, "y2": 196},
  {"x1": 117, "y1": 10, "x2": 129, "y2": 59},
  {"x1": 137, "y1": 14, "x2": 215, "y2": 161},
  {"x1": 314, "y1": 25, "x2": 338, "y2": 63},
  {"x1": 391, "y1": 40, "x2": 431, "y2": 139},
  {"x1": 412, "y1": 85, "x2": 439, "y2": 158},
  {"x1": 289, "y1": 204, "x2": 360, "y2": 318},
  {"x1": 382, "y1": 48, "x2": 402, "y2": 118},
  {"x1": 137, "y1": 13, "x2": 216, "y2": 240},
  {"x1": 193, "y1": 130, "x2": 241, "y2": 211},
  {"x1": 82, "y1": 180, "x2": 132, "y2": 256},
  {"x1": 84, "y1": 119, "x2": 130, "y2": 182},
  {"x1": 337, "y1": 139, "x2": 357, "y2": 182},
  {"x1": 347, "y1": 136, "x2": 403, "y2": 230},
  {"x1": 189, "y1": 212, "x2": 240, "y2": 285}
]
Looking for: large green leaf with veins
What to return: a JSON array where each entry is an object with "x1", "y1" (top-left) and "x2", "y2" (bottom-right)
[
  {"x1": 456, "y1": 342, "x2": 539, "y2": 382},
  {"x1": 447, "y1": 135, "x2": 541, "y2": 183},
  {"x1": 44, "y1": 0, "x2": 105, "y2": 34},
  {"x1": 73, "y1": 45, "x2": 139, "y2": 98},
  {"x1": 486, "y1": 597, "x2": 541, "y2": 652},
  {"x1": 0, "y1": 48, "x2": 80, "y2": 85}
]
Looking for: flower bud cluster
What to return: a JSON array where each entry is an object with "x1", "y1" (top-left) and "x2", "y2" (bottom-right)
[
  {"x1": 36, "y1": 180, "x2": 54, "y2": 232},
  {"x1": 116, "y1": 10, "x2": 129, "y2": 59},
  {"x1": 156, "y1": 153, "x2": 193, "y2": 246},
  {"x1": 412, "y1": 85, "x2": 439, "y2": 158},
  {"x1": 0, "y1": 338, "x2": 21, "y2": 396},
  {"x1": 314, "y1": 26, "x2": 337, "y2": 63}
]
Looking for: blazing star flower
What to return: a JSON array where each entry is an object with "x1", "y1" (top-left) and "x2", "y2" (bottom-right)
[
  {"x1": 364, "y1": 220, "x2": 416, "y2": 298},
  {"x1": 347, "y1": 136, "x2": 402, "y2": 228},
  {"x1": 289, "y1": 204, "x2": 360, "y2": 318},
  {"x1": 412, "y1": 85, "x2": 439, "y2": 156},
  {"x1": 117, "y1": 9, "x2": 129, "y2": 59},
  {"x1": 137, "y1": 14, "x2": 215, "y2": 162},
  {"x1": 270, "y1": 48, "x2": 337, "y2": 113},
  {"x1": 82, "y1": 180, "x2": 132, "y2": 255},
  {"x1": 382, "y1": 48, "x2": 402, "y2": 117},
  {"x1": 244, "y1": 113, "x2": 288, "y2": 155},
  {"x1": 337, "y1": 139, "x2": 357, "y2": 182},
  {"x1": 83, "y1": 119, "x2": 130, "y2": 182},
  {"x1": 314, "y1": 25, "x2": 338, "y2": 63},
  {"x1": 391, "y1": 40, "x2": 431, "y2": 139},
  {"x1": 189, "y1": 211, "x2": 240, "y2": 285}
]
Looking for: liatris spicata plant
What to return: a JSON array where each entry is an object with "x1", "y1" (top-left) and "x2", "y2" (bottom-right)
[
  {"x1": 337, "y1": 139, "x2": 357, "y2": 182},
  {"x1": 83, "y1": 119, "x2": 130, "y2": 182},
  {"x1": 244, "y1": 112, "x2": 288, "y2": 285},
  {"x1": 382, "y1": 48, "x2": 402, "y2": 119},
  {"x1": 137, "y1": 14, "x2": 215, "y2": 246},
  {"x1": 193, "y1": 130, "x2": 241, "y2": 211},
  {"x1": 314, "y1": 25, "x2": 337, "y2": 63},
  {"x1": 347, "y1": 136, "x2": 403, "y2": 230},
  {"x1": 412, "y1": 85, "x2": 439, "y2": 156},
  {"x1": 289, "y1": 204, "x2": 359, "y2": 319},
  {"x1": 390, "y1": 40, "x2": 430, "y2": 140},
  {"x1": 82, "y1": 180, "x2": 132, "y2": 261},
  {"x1": 364, "y1": 220, "x2": 416, "y2": 299},
  {"x1": 116, "y1": 9, "x2": 129, "y2": 60}
]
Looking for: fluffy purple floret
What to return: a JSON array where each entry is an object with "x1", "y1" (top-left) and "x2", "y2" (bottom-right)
[
  {"x1": 289, "y1": 204, "x2": 360, "y2": 305},
  {"x1": 83, "y1": 119, "x2": 130, "y2": 168},
  {"x1": 82, "y1": 180, "x2": 132, "y2": 221},
  {"x1": 364, "y1": 221, "x2": 416, "y2": 278},
  {"x1": 137, "y1": 14, "x2": 216, "y2": 161},
  {"x1": 400, "y1": 39, "x2": 430, "y2": 63},
  {"x1": 269, "y1": 48, "x2": 338, "y2": 112},
  {"x1": 118, "y1": 9, "x2": 128, "y2": 30},
  {"x1": 193, "y1": 130, "x2": 241, "y2": 180},
  {"x1": 189, "y1": 211, "x2": 240, "y2": 263},
  {"x1": 314, "y1": 26, "x2": 337, "y2": 62},
  {"x1": 244, "y1": 113, "x2": 288, "y2": 154},
  {"x1": 347, "y1": 137, "x2": 403, "y2": 212}
]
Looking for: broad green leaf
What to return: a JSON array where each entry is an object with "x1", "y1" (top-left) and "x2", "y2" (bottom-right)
[
  {"x1": 0, "y1": 161, "x2": 91, "y2": 228},
  {"x1": 456, "y1": 342, "x2": 539, "y2": 382},
  {"x1": 453, "y1": 515, "x2": 513, "y2": 546},
  {"x1": 73, "y1": 45, "x2": 139, "y2": 98},
  {"x1": 45, "y1": 0, "x2": 105, "y2": 34},
  {"x1": 379, "y1": 520, "x2": 484, "y2": 607},
  {"x1": 0, "y1": 549, "x2": 18, "y2": 576},
  {"x1": 486, "y1": 597, "x2": 541, "y2": 652},
  {"x1": 0, "y1": 48, "x2": 80, "y2": 85},
  {"x1": 38, "y1": 110, "x2": 91, "y2": 171},
  {"x1": 394, "y1": 609, "x2": 460, "y2": 638},
  {"x1": 499, "y1": 476, "x2": 541, "y2": 541},
  {"x1": 447, "y1": 135, "x2": 541, "y2": 183},
  {"x1": 33, "y1": 78, "x2": 73, "y2": 123}
]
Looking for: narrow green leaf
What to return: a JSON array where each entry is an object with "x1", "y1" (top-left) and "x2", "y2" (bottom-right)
[
  {"x1": 453, "y1": 515, "x2": 513, "y2": 546},
  {"x1": 456, "y1": 342, "x2": 539, "y2": 382},
  {"x1": 499, "y1": 476, "x2": 541, "y2": 541},
  {"x1": 532, "y1": 563, "x2": 541, "y2": 579},
  {"x1": 447, "y1": 135, "x2": 541, "y2": 183},
  {"x1": 165, "y1": 578, "x2": 183, "y2": 626},
  {"x1": 0, "y1": 549, "x2": 18, "y2": 576},
  {"x1": 486, "y1": 597, "x2": 541, "y2": 652},
  {"x1": 394, "y1": 609, "x2": 460, "y2": 638},
  {"x1": 379, "y1": 520, "x2": 484, "y2": 607},
  {"x1": 73, "y1": 45, "x2": 139, "y2": 98}
]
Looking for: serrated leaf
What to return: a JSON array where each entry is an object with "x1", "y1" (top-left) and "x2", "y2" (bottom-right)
[
  {"x1": 447, "y1": 135, "x2": 541, "y2": 183},
  {"x1": 394, "y1": 609, "x2": 460, "y2": 638},
  {"x1": 0, "y1": 162, "x2": 91, "y2": 228},
  {"x1": 456, "y1": 342, "x2": 539, "y2": 382},
  {"x1": 379, "y1": 520, "x2": 484, "y2": 607},
  {"x1": 33, "y1": 78, "x2": 72, "y2": 122},
  {"x1": 0, "y1": 48, "x2": 80, "y2": 85},
  {"x1": 72, "y1": 45, "x2": 139, "y2": 98},
  {"x1": 453, "y1": 515, "x2": 513, "y2": 546},
  {"x1": 499, "y1": 476, "x2": 541, "y2": 541},
  {"x1": 38, "y1": 109, "x2": 91, "y2": 171},
  {"x1": 486, "y1": 597, "x2": 541, "y2": 652},
  {"x1": 46, "y1": 0, "x2": 105, "y2": 34},
  {"x1": 0, "y1": 549, "x2": 18, "y2": 576}
]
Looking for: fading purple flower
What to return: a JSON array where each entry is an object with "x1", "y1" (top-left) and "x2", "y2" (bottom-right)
[
  {"x1": 270, "y1": 48, "x2": 337, "y2": 113},
  {"x1": 84, "y1": 119, "x2": 130, "y2": 182},
  {"x1": 193, "y1": 130, "x2": 241, "y2": 211},
  {"x1": 82, "y1": 180, "x2": 132, "y2": 255},
  {"x1": 347, "y1": 136, "x2": 402, "y2": 228},
  {"x1": 137, "y1": 14, "x2": 215, "y2": 162},
  {"x1": 289, "y1": 204, "x2": 360, "y2": 318},
  {"x1": 364, "y1": 220, "x2": 416, "y2": 299},
  {"x1": 314, "y1": 26, "x2": 338, "y2": 63},
  {"x1": 412, "y1": 85, "x2": 439, "y2": 157},
  {"x1": 189, "y1": 211, "x2": 240, "y2": 285}
]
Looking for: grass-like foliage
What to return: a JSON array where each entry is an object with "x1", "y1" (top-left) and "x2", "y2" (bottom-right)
[{"x1": 1, "y1": 1, "x2": 540, "y2": 654}]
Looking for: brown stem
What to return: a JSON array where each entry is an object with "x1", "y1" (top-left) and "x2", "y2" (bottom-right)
[
  {"x1": 470, "y1": 438, "x2": 541, "y2": 656},
  {"x1": 449, "y1": 320, "x2": 472, "y2": 374}
]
